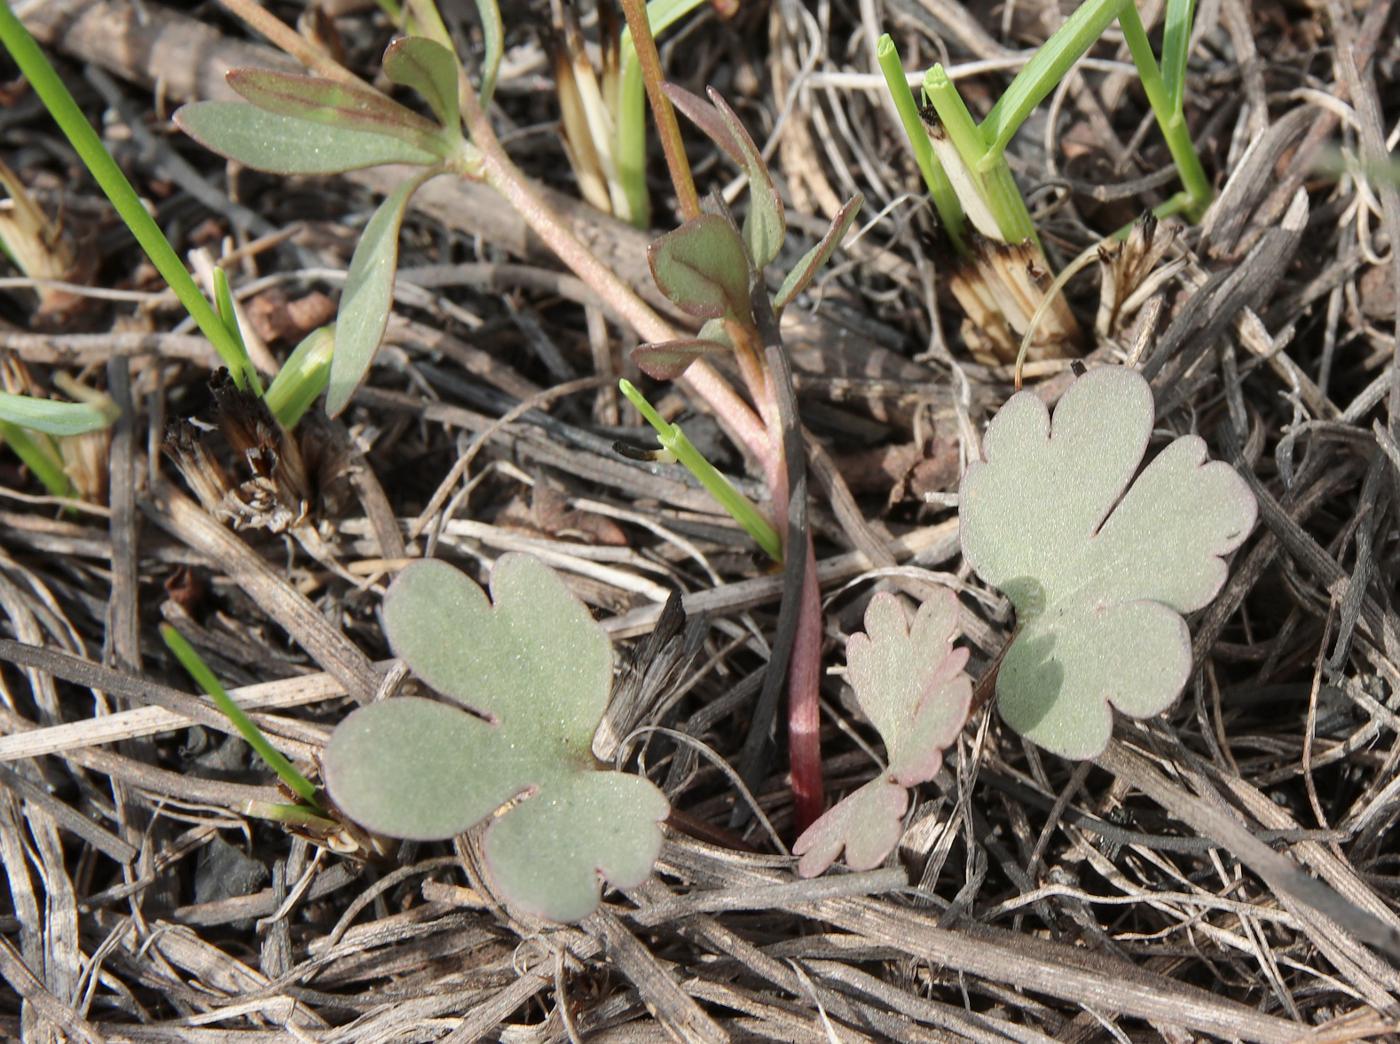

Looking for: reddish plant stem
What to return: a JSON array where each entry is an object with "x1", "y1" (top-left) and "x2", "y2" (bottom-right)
[
  {"x1": 617, "y1": 0, "x2": 700, "y2": 223},
  {"x1": 460, "y1": 63, "x2": 825, "y2": 830}
]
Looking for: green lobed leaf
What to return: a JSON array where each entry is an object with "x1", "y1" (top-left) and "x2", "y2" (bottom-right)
[
  {"x1": 774, "y1": 194, "x2": 863, "y2": 311},
  {"x1": 323, "y1": 554, "x2": 669, "y2": 921},
  {"x1": 959, "y1": 366, "x2": 1258, "y2": 758},
  {"x1": 632, "y1": 338, "x2": 731, "y2": 381},
  {"x1": 383, "y1": 36, "x2": 461, "y2": 132},
  {"x1": 793, "y1": 590, "x2": 970, "y2": 878},
  {"x1": 325, "y1": 171, "x2": 434, "y2": 417},
  {"x1": 174, "y1": 101, "x2": 442, "y2": 175},
  {"x1": 226, "y1": 67, "x2": 443, "y2": 148},
  {"x1": 0, "y1": 392, "x2": 114, "y2": 436},
  {"x1": 647, "y1": 214, "x2": 752, "y2": 322}
]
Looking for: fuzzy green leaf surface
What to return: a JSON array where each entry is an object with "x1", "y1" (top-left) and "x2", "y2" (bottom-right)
[
  {"x1": 326, "y1": 171, "x2": 434, "y2": 416},
  {"x1": 647, "y1": 214, "x2": 752, "y2": 322},
  {"x1": 959, "y1": 367, "x2": 1257, "y2": 758},
  {"x1": 383, "y1": 36, "x2": 461, "y2": 132},
  {"x1": 793, "y1": 590, "x2": 970, "y2": 877},
  {"x1": 174, "y1": 101, "x2": 442, "y2": 175},
  {"x1": 323, "y1": 554, "x2": 668, "y2": 922}
]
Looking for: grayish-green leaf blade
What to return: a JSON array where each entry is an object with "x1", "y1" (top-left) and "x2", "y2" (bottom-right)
[
  {"x1": 633, "y1": 338, "x2": 731, "y2": 381},
  {"x1": 326, "y1": 171, "x2": 433, "y2": 417},
  {"x1": 484, "y1": 772, "x2": 668, "y2": 921},
  {"x1": 174, "y1": 101, "x2": 441, "y2": 175},
  {"x1": 793, "y1": 779, "x2": 907, "y2": 878},
  {"x1": 0, "y1": 393, "x2": 113, "y2": 436},
  {"x1": 847, "y1": 591, "x2": 971, "y2": 785},
  {"x1": 959, "y1": 366, "x2": 1257, "y2": 758},
  {"x1": 322, "y1": 697, "x2": 520, "y2": 839},
  {"x1": 383, "y1": 36, "x2": 461, "y2": 131},
  {"x1": 381, "y1": 554, "x2": 613, "y2": 745},
  {"x1": 775, "y1": 194, "x2": 863, "y2": 310},
  {"x1": 647, "y1": 214, "x2": 752, "y2": 322},
  {"x1": 226, "y1": 67, "x2": 442, "y2": 146},
  {"x1": 1000, "y1": 601, "x2": 1189, "y2": 757}
]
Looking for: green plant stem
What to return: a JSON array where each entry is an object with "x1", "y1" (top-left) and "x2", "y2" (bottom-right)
[
  {"x1": 1117, "y1": 1, "x2": 1212, "y2": 221},
  {"x1": 923, "y1": 66, "x2": 1037, "y2": 245},
  {"x1": 0, "y1": 422, "x2": 72, "y2": 498},
  {"x1": 619, "y1": 379, "x2": 782, "y2": 561},
  {"x1": 0, "y1": 0, "x2": 261, "y2": 392},
  {"x1": 161, "y1": 624, "x2": 323, "y2": 808},
  {"x1": 980, "y1": 0, "x2": 1123, "y2": 158},
  {"x1": 618, "y1": 0, "x2": 699, "y2": 223},
  {"x1": 876, "y1": 34, "x2": 966, "y2": 253}
]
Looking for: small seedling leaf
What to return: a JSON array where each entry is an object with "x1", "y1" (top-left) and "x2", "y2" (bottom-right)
[
  {"x1": 774, "y1": 194, "x2": 863, "y2": 310},
  {"x1": 174, "y1": 101, "x2": 442, "y2": 174},
  {"x1": 793, "y1": 590, "x2": 971, "y2": 877},
  {"x1": 323, "y1": 555, "x2": 668, "y2": 921},
  {"x1": 226, "y1": 67, "x2": 443, "y2": 147},
  {"x1": 633, "y1": 338, "x2": 731, "y2": 381},
  {"x1": 959, "y1": 366, "x2": 1257, "y2": 758},
  {"x1": 648, "y1": 214, "x2": 752, "y2": 322},
  {"x1": 383, "y1": 36, "x2": 461, "y2": 132},
  {"x1": 326, "y1": 171, "x2": 433, "y2": 417}
]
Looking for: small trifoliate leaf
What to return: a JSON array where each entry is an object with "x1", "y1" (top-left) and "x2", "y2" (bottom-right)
[
  {"x1": 959, "y1": 366, "x2": 1257, "y2": 759},
  {"x1": 326, "y1": 171, "x2": 434, "y2": 417},
  {"x1": 383, "y1": 36, "x2": 461, "y2": 132},
  {"x1": 647, "y1": 215, "x2": 752, "y2": 323},
  {"x1": 322, "y1": 554, "x2": 668, "y2": 922},
  {"x1": 633, "y1": 338, "x2": 731, "y2": 381},
  {"x1": 775, "y1": 194, "x2": 863, "y2": 311},
  {"x1": 173, "y1": 102, "x2": 442, "y2": 175},
  {"x1": 793, "y1": 590, "x2": 970, "y2": 877},
  {"x1": 226, "y1": 67, "x2": 443, "y2": 148}
]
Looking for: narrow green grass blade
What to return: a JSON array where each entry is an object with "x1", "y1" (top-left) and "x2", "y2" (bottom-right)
[
  {"x1": 980, "y1": 0, "x2": 1122, "y2": 158},
  {"x1": 161, "y1": 624, "x2": 322, "y2": 807},
  {"x1": 1161, "y1": 0, "x2": 1196, "y2": 114},
  {"x1": 0, "y1": 421, "x2": 72, "y2": 498}
]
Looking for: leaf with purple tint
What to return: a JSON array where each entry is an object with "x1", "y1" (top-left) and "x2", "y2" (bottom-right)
[{"x1": 793, "y1": 590, "x2": 971, "y2": 877}]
